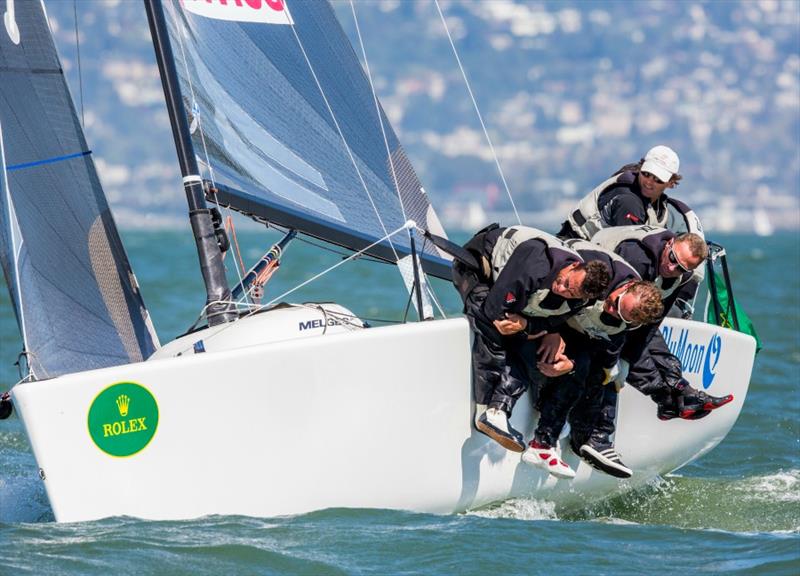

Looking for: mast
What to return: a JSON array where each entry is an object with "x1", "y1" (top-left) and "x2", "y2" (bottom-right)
[{"x1": 143, "y1": 0, "x2": 235, "y2": 325}]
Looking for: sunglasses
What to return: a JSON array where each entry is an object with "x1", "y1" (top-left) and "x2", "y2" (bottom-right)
[
  {"x1": 613, "y1": 290, "x2": 639, "y2": 327},
  {"x1": 668, "y1": 242, "x2": 691, "y2": 274},
  {"x1": 640, "y1": 170, "x2": 665, "y2": 185}
]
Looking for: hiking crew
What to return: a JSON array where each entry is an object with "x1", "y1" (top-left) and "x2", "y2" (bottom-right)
[
  {"x1": 522, "y1": 243, "x2": 663, "y2": 479},
  {"x1": 570, "y1": 227, "x2": 734, "y2": 476},
  {"x1": 452, "y1": 224, "x2": 610, "y2": 453}
]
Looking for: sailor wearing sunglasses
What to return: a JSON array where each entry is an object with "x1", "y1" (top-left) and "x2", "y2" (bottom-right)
[
  {"x1": 452, "y1": 224, "x2": 611, "y2": 455},
  {"x1": 558, "y1": 145, "x2": 703, "y2": 248},
  {"x1": 571, "y1": 226, "x2": 734, "y2": 477},
  {"x1": 522, "y1": 242, "x2": 663, "y2": 479}
]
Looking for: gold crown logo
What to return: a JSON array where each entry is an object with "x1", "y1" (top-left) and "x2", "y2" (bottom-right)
[{"x1": 116, "y1": 394, "x2": 130, "y2": 417}]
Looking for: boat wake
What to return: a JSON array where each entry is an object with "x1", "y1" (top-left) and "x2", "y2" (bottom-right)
[
  {"x1": 467, "y1": 498, "x2": 558, "y2": 521},
  {"x1": 560, "y1": 471, "x2": 800, "y2": 533},
  {"x1": 738, "y1": 469, "x2": 800, "y2": 503},
  {"x1": 460, "y1": 469, "x2": 799, "y2": 534}
]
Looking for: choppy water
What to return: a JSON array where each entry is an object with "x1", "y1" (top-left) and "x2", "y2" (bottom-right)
[{"x1": 1, "y1": 229, "x2": 798, "y2": 575}]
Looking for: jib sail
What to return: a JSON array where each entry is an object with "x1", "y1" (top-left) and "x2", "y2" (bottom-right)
[{"x1": 0, "y1": 1, "x2": 158, "y2": 380}]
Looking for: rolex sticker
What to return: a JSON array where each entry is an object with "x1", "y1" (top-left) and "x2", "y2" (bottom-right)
[{"x1": 88, "y1": 382, "x2": 159, "y2": 457}]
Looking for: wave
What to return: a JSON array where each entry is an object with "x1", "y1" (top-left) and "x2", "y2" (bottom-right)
[
  {"x1": 0, "y1": 475, "x2": 53, "y2": 524},
  {"x1": 462, "y1": 470, "x2": 800, "y2": 533},
  {"x1": 737, "y1": 470, "x2": 800, "y2": 504},
  {"x1": 466, "y1": 498, "x2": 558, "y2": 521}
]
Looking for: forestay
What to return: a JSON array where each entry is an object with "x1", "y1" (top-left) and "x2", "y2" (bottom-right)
[
  {"x1": 0, "y1": 1, "x2": 158, "y2": 380},
  {"x1": 159, "y1": 0, "x2": 452, "y2": 278}
]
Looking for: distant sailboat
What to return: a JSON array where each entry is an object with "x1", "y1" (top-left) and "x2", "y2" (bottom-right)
[
  {"x1": 753, "y1": 208, "x2": 774, "y2": 236},
  {"x1": 1, "y1": 0, "x2": 757, "y2": 522}
]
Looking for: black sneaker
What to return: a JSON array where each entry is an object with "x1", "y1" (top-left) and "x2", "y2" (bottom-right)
[
  {"x1": 679, "y1": 390, "x2": 734, "y2": 420},
  {"x1": 656, "y1": 387, "x2": 733, "y2": 421},
  {"x1": 656, "y1": 398, "x2": 679, "y2": 421},
  {"x1": 579, "y1": 440, "x2": 632, "y2": 479},
  {"x1": 476, "y1": 408, "x2": 526, "y2": 453}
]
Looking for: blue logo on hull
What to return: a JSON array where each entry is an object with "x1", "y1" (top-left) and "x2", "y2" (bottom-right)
[
  {"x1": 661, "y1": 327, "x2": 723, "y2": 389},
  {"x1": 703, "y1": 334, "x2": 722, "y2": 389}
]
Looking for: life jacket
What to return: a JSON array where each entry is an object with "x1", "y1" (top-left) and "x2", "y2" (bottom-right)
[
  {"x1": 562, "y1": 240, "x2": 641, "y2": 339},
  {"x1": 566, "y1": 170, "x2": 699, "y2": 240},
  {"x1": 491, "y1": 226, "x2": 583, "y2": 318},
  {"x1": 664, "y1": 198, "x2": 704, "y2": 238},
  {"x1": 566, "y1": 171, "x2": 637, "y2": 240},
  {"x1": 591, "y1": 225, "x2": 690, "y2": 300}
]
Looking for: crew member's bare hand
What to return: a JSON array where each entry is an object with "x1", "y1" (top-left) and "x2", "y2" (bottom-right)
[
  {"x1": 537, "y1": 332, "x2": 565, "y2": 363},
  {"x1": 537, "y1": 354, "x2": 574, "y2": 377},
  {"x1": 493, "y1": 313, "x2": 527, "y2": 335}
]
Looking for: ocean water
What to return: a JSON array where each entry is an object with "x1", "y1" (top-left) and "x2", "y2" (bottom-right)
[{"x1": 0, "y1": 229, "x2": 798, "y2": 575}]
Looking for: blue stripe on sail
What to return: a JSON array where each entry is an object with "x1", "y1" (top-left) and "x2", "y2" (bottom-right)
[{"x1": 7, "y1": 150, "x2": 92, "y2": 172}]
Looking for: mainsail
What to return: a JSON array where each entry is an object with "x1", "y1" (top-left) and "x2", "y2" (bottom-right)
[
  {"x1": 159, "y1": 0, "x2": 452, "y2": 278},
  {"x1": 0, "y1": 1, "x2": 158, "y2": 380}
]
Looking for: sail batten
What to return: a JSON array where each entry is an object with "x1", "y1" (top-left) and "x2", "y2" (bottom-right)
[
  {"x1": 0, "y1": 1, "x2": 159, "y2": 379},
  {"x1": 159, "y1": 0, "x2": 452, "y2": 279}
]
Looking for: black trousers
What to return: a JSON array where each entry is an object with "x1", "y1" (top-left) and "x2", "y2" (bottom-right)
[
  {"x1": 533, "y1": 330, "x2": 609, "y2": 447},
  {"x1": 571, "y1": 325, "x2": 686, "y2": 446},
  {"x1": 624, "y1": 326, "x2": 683, "y2": 396},
  {"x1": 453, "y1": 262, "x2": 541, "y2": 415}
]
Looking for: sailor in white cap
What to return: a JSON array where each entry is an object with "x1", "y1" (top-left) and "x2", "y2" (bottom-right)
[{"x1": 558, "y1": 145, "x2": 701, "y2": 242}]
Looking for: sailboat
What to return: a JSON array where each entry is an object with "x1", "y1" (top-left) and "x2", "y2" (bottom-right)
[{"x1": 0, "y1": 0, "x2": 757, "y2": 523}]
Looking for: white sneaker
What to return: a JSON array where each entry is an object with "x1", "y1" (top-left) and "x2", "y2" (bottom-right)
[
  {"x1": 476, "y1": 408, "x2": 526, "y2": 452},
  {"x1": 522, "y1": 441, "x2": 576, "y2": 479}
]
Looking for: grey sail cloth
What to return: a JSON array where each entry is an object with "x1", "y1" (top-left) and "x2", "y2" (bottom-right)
[
  {"x1": 160, "y1": 0, "x2": 451, "y2": 278},
  {"x1": 0, "y1": 1, "x2": 158, "y2": 380}
]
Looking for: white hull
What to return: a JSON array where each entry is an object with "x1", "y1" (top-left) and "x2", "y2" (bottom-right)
[{"x1": 11, "y1": 307, "x2": 756, "y2": 522}]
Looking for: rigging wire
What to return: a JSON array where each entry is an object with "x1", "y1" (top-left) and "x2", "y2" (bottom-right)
[
  {"x1": 164, "y1": 1, "x2": 248, "y2": 295},
  {"x1": 350, "y1": 0, "x2": 445, "y2": 317},
  {"x1": 348, "y1": 1, "x2": 408, "y2": 225},
  {"x1": 433, "y1": 0, "x2": 521, "y2": 225},
  {"x1": 269, "y1": 224, "x2": 394, "y2": 265},
  {"x1": 178, "y1": 221, "x2": 415, "y2": 356},
  {"x1": 227, "y1": 215, "x2": 247, "y2": 276},
  {"x1": 256, "y1": 221, "x2": 414, "y2": 314},
  {"x1": 72, "y1": 0, "x2": 85, "y2": 128},
  {"x1": 0, "y1": 120, "x2": 35, "y2": 382},
  {"x1": 284, "y1": 0, "x2": 401, "y2": 265}
]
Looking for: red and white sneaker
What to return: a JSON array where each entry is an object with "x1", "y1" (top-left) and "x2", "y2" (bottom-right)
[{"x1": 521, "y1": 440, "x2": 576, "y2": 479}]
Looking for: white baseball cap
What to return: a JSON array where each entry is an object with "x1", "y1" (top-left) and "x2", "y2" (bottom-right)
[{"x1": 641, "y1": 145, "x2": 679, "y2": 183}]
